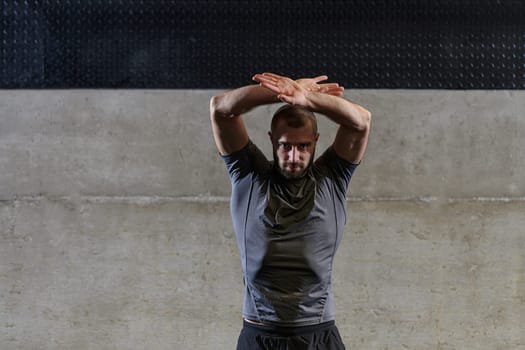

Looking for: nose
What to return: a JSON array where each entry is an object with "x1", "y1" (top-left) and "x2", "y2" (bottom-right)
[{"x1": 287, "y1": 146, "x2": 299, "y2": 163}]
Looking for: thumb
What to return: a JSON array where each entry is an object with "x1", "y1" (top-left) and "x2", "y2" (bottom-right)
[{"x1": 277, "y1": 94, "x2": 294, "y2": 105}]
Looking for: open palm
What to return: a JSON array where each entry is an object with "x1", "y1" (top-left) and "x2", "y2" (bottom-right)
[{"x1": 253, "y1": 72, "x2": 344, "y2": 106}]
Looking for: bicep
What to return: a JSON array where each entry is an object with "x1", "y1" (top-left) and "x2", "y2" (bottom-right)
[
  {"x1": 332, "y1": 124, "x2": 370, "y2": 164},
  {"x1": 211, "y1": 114, "x2": 250, "y2": 156}
]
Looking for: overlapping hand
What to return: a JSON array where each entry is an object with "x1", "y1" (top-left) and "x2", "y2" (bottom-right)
[{"x1": 253, "y1": 72, "x2": 344, "y2": 106}]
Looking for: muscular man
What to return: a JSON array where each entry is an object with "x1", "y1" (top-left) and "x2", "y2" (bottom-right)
[{"x1": 210, "y1": 73, "x2": 371, "y2": 350}]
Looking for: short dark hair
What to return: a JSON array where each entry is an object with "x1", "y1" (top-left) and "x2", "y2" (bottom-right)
[{"x1": 271, "y1": 105, "x2": 318, "y2": 135}]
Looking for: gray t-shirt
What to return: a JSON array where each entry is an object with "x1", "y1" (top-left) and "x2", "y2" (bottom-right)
[{"x1": 222, "y1": 141, "x2": 357, "y2": 327}]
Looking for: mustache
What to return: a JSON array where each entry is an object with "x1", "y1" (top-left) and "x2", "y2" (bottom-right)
[{"x1": 284, "y1": 162, "x2": 302, "y2": 167}]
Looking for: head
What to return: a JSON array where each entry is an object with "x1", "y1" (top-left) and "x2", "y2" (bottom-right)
[{"x1": 268, "y1": 105, "x2": 320, "y2": 179}]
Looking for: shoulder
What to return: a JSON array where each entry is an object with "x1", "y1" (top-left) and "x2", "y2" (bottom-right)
[
  {"x1": 221, "y1": 141, "x2": 271, "y2": 182},
  {"x1": 313, "y1": 146, "x2": 359, "y2": 190},
  {"x1": 315, "y1": 146, "x2": 359, "y2": 172}
]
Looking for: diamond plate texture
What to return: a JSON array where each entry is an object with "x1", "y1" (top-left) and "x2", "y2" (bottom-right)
[{"x1": 2, "y1": 1, "x2": 525, "y2": 89}]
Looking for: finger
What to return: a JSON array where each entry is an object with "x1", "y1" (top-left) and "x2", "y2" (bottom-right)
[
  {"x1": 319, "y1": 86, "x2": 342, "y2": 94},
  {"x1": 319, "y1": 83, "x2": 340, "y2": 89},
  {"x1": 321, "y1": 84, "x2": 343, "y2": 91},
  {"x1": 252, "y1": 74, "x2": 272, "y2": 83},
  {"x1": 262, "y1": 72, "x2": 285, "y2": 81},
  {"x1": 328, "y1": 87, "x2": 345, "y2": 94},
  {"x1": 255, "y1": 73, "x2": 280, "y2": 82},
  {"x1": 253, "y1": 76, "x2": 278, "y2": 87},
  {"x1": 258, "y1": 81, "x2": 282, "y2": 94},
  {"x1": 320, "y1": 87, "x2": 344, "y2": 97},
  {"x1": 312, "y1": 75, "x2": 328, "y2": 83}
]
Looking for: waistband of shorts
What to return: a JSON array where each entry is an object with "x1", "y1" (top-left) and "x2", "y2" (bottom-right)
[{"x1": 242, "y1": 319, "x2": 336, "y2": 336}]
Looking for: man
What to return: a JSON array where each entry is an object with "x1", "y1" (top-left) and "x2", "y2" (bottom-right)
[{"x1": 210, "y1": 72, "x2": 371, "y2": 350}]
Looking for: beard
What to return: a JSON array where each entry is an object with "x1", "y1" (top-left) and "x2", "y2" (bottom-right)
[
  {"x1": 279, "y1": 162, "x2": 308, "y2": 179},
  {"x1": 273, "y1": 150, "x2": 315, "y2": 180}
]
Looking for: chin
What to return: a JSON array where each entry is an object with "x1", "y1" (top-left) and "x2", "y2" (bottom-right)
[{"x1": 280, "y1": 168, "x2": 306, "y2": 180}]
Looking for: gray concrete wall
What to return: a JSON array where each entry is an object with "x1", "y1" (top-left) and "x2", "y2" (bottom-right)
[{"x1": 1, "y1": 90, "x2": 524, "y2": 349}]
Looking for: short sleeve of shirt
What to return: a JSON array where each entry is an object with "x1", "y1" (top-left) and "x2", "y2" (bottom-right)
[
  {"x1": 221, "y1": 141, "x2": 270, "y2": 184},
  {"x1": 314, "y1": 146, "x2": 359, "y2": 194}
]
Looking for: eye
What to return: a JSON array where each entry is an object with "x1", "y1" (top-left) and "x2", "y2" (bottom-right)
[
  {"x1": 278, "y1": 142, "x2": 292, "y2": 151},
  {"x1": 298, "y1": 143, "x2": 309, "y2": 151}
]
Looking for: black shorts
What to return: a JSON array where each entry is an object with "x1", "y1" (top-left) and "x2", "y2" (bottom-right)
[{"x1": 236, "y1": 320, "x2": 346, "y2": 350}]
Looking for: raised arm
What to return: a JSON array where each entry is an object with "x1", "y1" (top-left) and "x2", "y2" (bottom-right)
[
  {"x1": 210, "y1": 85, "x2": 279, "y2": 155},
  {"x1": 254, "y1": 72, "x2": 371, "y2": 164},
  {"x1": 210, "y1": 74, "x2": 345, "y2": 156}
]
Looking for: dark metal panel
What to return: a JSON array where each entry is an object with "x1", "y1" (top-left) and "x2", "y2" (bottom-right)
[{"x1": 2, "y1": 1, "x2": 525, "y2": 89}]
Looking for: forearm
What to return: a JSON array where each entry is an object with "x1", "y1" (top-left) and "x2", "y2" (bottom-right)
[
  {"x1": 305, "y1": 91, "x2": 371, "y2": 132},
  {"x1": 252, "y1": 72, "x2": 369, "y2": 130},
  {"x1": 210, "y1": 83, "x2": 281, "y2": 155},
  {"x1": 210, "y1": 84, "x2": 279, "y2": 118}
]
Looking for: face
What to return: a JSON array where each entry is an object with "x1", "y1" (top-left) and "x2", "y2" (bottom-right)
[{"x1": 269, "y1": 119, "x2": 319, "y2": 180}]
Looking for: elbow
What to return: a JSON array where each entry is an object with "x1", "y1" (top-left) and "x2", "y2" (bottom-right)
[
  {"x1": 210, "y1": 94, "x2": 235, "y2": 119},
  {"x1": 363, "y1": 109, "x2": 371, "y2": 127},
  {"x1": 209, "y1": 95, "x2": 221, "y2": 119},
  {"x1": 356, "y1": 109, "x2": 371, "y2": 132}
]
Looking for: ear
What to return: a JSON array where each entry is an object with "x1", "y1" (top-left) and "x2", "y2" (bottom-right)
[
  {"x1": 268, "y1": 131, "x2": 273, "y2": 142},
  {"x1": 315, "y1": 132, "x2": 320, "y2": 142}
]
